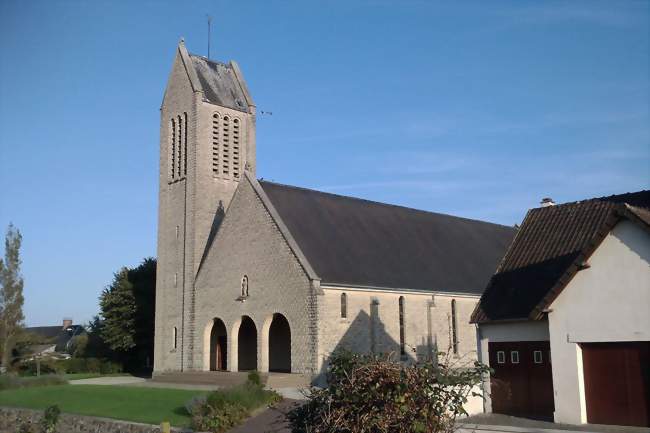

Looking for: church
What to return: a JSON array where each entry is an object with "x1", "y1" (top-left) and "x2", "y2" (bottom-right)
[{"x1": 153, "y1": 40, "x2": 516, "y2": 379}]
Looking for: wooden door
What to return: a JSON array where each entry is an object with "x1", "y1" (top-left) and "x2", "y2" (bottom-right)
[
  {"x1": 582, "y1": 342, "x2": 650, "y2": 427},
  {"x1": 489, "y1": 341, "x2": 554, "y2": 420},
  {"x1": 216, "y1": 336, "x2": 227, "y2": 371}
]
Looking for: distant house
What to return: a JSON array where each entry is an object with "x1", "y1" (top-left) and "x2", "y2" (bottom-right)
[
  {"x1": 471, "y1": 191, "x2": 650, "y2": 427},
  {"x1": 24, "y1": 318, "x2": 85, "y2": 359}
]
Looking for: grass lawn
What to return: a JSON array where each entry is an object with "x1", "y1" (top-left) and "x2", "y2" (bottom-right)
[{"x1": 0, "y1": 384, "x2": 206, "y2": 427}]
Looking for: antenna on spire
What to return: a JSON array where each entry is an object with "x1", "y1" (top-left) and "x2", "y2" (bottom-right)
[{"x1": 207, "y1": 14, "x2": 213, "y2": 59}]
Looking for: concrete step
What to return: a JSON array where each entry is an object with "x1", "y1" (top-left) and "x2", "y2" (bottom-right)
[
  {"x1": 265, "y1": 373, "x2": 312, "y2": 389},
  {"x1": 151, "y1": 371, "x2": 312, "y2": 389}
]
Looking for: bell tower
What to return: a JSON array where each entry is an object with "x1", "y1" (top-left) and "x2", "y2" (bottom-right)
[{"x1": 154, "y1": 39, "x2": 256, "y2": 372}]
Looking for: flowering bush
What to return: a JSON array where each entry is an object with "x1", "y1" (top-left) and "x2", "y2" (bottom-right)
[{"x1": 288, "y1": 350, "x2": 489, "y2": 433}]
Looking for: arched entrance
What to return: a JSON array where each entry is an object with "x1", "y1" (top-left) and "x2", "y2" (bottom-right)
[
  {"x1": 269, "y1": 313, "x2": 291, "y2": 373},
  {"x1": 209, "y1": 318, "x2": 227, "y2": 371},
  {"x1": 238, "y1": 316, "x2": 257, "y2": 371}
]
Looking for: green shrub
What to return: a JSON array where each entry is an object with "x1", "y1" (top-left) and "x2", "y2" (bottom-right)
[
  {"x1": 190, "y1": 400, "x2": 248, "y2": 432},
  {"x1": 85, "y1": 358, "x2": 102, "y2": 373},
  {"x1": 247, "y1": 371, "x2": 261, "y2": 386},
  {"x1": 99, "y1": 360, "x2": 122, "y2": 374},
  {"x1": 0, "y1": 374, "x2": 67, "y2": 390},
  {"x1": 188, "y1": 382, "x2": 281, "y2": 433},
  {"x1": 40, "y1": 405, "x2": 60, "y2": 433},
  {"x1": 288, "y1": 350, "x2": 489, "y2": 433}
]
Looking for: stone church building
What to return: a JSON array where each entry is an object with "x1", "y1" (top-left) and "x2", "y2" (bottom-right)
[{"x1": 154, "y1": 40, "x2": 516, "y2": 379}]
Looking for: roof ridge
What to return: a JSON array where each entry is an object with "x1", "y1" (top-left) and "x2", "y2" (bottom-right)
[
  {"x1": 258, "y1": 179, "x2": 514, "y2": 229},
  {"x1": 189, "y1": 53, "x2": 231, "y2": 68},
  {"x1": 533, "y1": 189, "x2": 650, "y2": 211}
]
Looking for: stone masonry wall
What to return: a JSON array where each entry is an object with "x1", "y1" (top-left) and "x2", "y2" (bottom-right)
[
  {"x1": 193, "y1": 176, "x2": 315, "y2": 374},
  {"x1": 317, "y1": 287, "x2": 479, "y2": 374},
  {"x1": 155, "y1": 48, "x2": 196, "y2": 373},
  {"x1": 0, "y1": 407, "x2": 189, "y2": 433}
]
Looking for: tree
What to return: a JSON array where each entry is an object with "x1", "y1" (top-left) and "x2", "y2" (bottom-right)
[
  {"x1": 97, "y1": 258, "x2": 156, "y2": 371},
  {"x1": 0, "y1": 224, "x2": 25, "y2": 369},
  {"x1": 99, "y1": 268, "x2": 136, "y2": 352}
]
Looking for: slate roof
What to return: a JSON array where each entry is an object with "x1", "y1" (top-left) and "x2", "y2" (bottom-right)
[
  {"x1": 259, "y1": 181, "x2": 517, "y2": 294},
  {"x1": 190, "y1": 55, "x2": 249, "y2": 112},
  {"x1": 25, "y1": 325, "x2": 86, "y2": 352},
  {"x1": 471, "y1": 190, "x2": 650, "y2": 323}
]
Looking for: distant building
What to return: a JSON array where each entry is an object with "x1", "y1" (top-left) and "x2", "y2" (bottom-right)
[
  {"x1": 24, "y1": 318, "x2": 85, "y2": 359},
  {"x1": 472, "y1": 191, "x2": 650, "y2": 427},
  {"x1": 153, "y1": 39, "x2": 515, "y2": 391}
]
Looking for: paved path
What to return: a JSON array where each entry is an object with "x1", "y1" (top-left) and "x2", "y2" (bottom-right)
[
  {"x1": 462, "y1": 414, "x2": 650, "y2": 433},
  {"x1": 227, "y1": 399, "x2": 300, "y2": 433},
  {"x1": 68, "y1": 376, "x2": 147, "y2": 386}
]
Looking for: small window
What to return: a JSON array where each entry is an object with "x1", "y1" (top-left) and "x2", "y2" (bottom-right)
[
  {"x1": 451, "y1": 299, "x2": 458, "y2": 355},
  {"x1": 399, "y1": 296, "x2": 405, "y2": 356},
  {"x1": 340, "y1": 293, "x2": 347, "y2": 318},
  {"x1": 175, "y1": 225, "x2": 179, "y2": 239},
  {"x1": 534, "y1": 350, "x2": 543, "y2": 364},
  {"x1": 497, "y1": 351, "x2": 505, "y2": 364},
  {"x1": 174, "y1": 272, "x2": 178, "y2": 287},
  {"x1": 172, "y1": 327, "x2": 177, "y2": 349},
  {"x1": 511, "y1": 351, "x2": 520, "y2": 364},
  {"x1": 241, "y1": 275, "x2": 249, "y2": 297}
]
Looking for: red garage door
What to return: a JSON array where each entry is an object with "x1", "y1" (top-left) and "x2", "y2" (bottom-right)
[
  {"x1": 489, "y1": 341, "x2": 554, "y2": 420},
  {"x1": 582, "y1": 342, "x2": 650, "y2": 427}
]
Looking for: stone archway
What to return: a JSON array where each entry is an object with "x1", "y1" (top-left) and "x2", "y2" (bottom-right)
[
  {"x1": 237, "y1": 316, "x2": 257, "y2": 371},
  {"x1": 208, "y1": 318, "x2": 227, "y2": 371},
  {"x1": 268, "y1": 313, "x2": 291, "y2": 373}
]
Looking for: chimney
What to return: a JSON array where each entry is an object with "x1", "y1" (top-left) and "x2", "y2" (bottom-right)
[
  {"x1": 540, "y1": 197, "x2": 556, "y2": 207},
  {"x1": 62, "y1": 318, "x2": 73, "y2": 329}
]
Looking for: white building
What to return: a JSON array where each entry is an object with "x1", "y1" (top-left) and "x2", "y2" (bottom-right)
[{"x1": 472, "y1": 192, "x2": 650, "y2": 427}]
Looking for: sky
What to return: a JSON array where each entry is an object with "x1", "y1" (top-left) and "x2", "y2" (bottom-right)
[{"x1": 0, "y1": 0, "x2": 648, "y2": 326}]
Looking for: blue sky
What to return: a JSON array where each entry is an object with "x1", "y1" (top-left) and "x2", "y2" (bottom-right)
[{"x1": 0, "y1": 0, "x2": 648, "y2": 326}]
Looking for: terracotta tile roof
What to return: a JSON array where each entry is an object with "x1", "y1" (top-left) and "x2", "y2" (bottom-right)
[
  {"x1": 471, "y1": 190, "x2": 650, "y2": 323},
  {"x1": 260, "y1": 181, "x2": 516, "y2": 294}
]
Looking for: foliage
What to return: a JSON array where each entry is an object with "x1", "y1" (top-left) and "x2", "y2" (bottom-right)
[
  {"x1": 99, "y1": 269, "x2": 136, "y2": 351},
  {"x1": 39, "y1": 405, "x2": 60, "y2": 433},
  {"x1": 69, "y1": 334, "x2": 88, "y2": 358},
  {"x1": 287, "y1": 350, "x2": 490, "y2": 433},
  {"x1": 0, "y1": 384, "x2": 207, "y2": 427},
  {"x1": 0, "y1": 373, "x2": 67, "y2": 390},
  {"x1": 247, "y1": 370, "x2": 262, "y2": 386},
  {"x1": 16, "y1": 357, "x2": 122, "y2": 376},
  {"x1": 95, "y1": 258, "x2": 156, "y2": 372},
  {"x1": 0, "y1": 223, "x2": 25, "y2": 368},
  {"x1": 188, "y1": 379, "x2": 281, "y2": 433}
]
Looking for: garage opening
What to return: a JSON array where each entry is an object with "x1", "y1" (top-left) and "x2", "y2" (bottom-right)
[
  {"x1": 237, "y1": 316, "x2": 257, "y2": 371},
  {"x1": 582, "y1": 342, "x2": 650, "y2": 427},
  {"x1": 268, "y1": 313, "x2": 291, "y2": 373},
  {"x1": 489, "y1": 341, "x2": 554, "y2": 420},
  {"x1": 209, "y1": 318, "x2": 227, "y2": 371}
]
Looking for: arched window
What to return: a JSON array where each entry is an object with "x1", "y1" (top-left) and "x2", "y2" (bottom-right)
[
  {"x1": 170, "y1": 118, "x2": 176, "y2": 179},
  {"x1": 183, "y1": 112, "x2": 188, "y2": 176},
  {"x1": 398, "y1": 296, "x2": 405, "y2": 356},
  {"x1": 212, "y1": 113, "x2": 220, "y2": 175},
  {"x1": 241, "y1": 275, "x2": 249, "y2": 297},
  {"x1": 233, "y1": 118, "x2": 241, "y2": 178},
  {"x1": 172, "y1": 326, "x2": 178, "y2": 350},
  {"x1": 451, "y1": 299, "x2": 458, "y2": 355},
  {"x1": 177, "y1": 115, "x2": 183, "y2": 178},
  {"x1": 340, "y1": 293, "x2": 347, "y2": 318},
  {"x1": 222, "y1": 116, "x2": 230, "y2": 176}
]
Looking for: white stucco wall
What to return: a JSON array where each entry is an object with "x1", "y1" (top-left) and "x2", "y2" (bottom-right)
[
  {"x1": 477, "y1": 320, "x2": 550, "y2": 413},
  {"x1": 548, "y1": 220, "x2": 650, "y2": 424}
]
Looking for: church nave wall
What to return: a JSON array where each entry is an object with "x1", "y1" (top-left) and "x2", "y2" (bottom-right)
[{"x1": 317, "y1": 287, "x2": 480, "y2": 374}]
